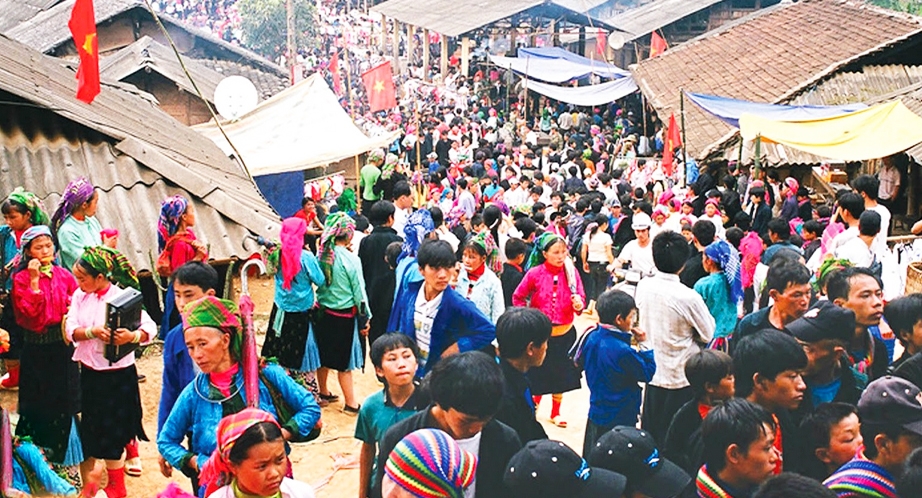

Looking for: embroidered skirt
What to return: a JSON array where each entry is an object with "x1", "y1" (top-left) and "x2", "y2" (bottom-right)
[
  {"x1": 80, "y1": 364, "x2": 148, "y2": 460},
  {"x1": 261, "y1": 305, "x2": 321, "y2": 372}
]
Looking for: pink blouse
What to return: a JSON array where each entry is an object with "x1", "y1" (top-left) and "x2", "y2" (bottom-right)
[
  {"x1": 512, "y1": 262, "x2": 585, "y2": 326},
  {"x1": 65, "y1": 284, "x2": 155, "y2": 371},
  {"x1": 12, "y1": 267, "x2": 77, "y2": 333}
]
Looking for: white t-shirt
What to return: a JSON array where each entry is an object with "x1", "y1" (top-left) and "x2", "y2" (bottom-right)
[
  {"x1": 454, "y1": 431, "x2": 482, "y2": 498},
  {"x1": 393, "y1": 208, "x2": 411, "y2": 239},
  {"x1": 413, "y1": 289, "x2": 443, "y2": 369},
  {"x1": 868, "y1": 204, "x2": 891, "y2": 252},
  {"x1": 583, "y1": 231, "x2": 613, "y2": 263},
  {"x1": 618, "y1": 240, "x2": 655, "y2": 275},
  {"x1": 835, "y1": 237, "x2": 875, "y2": 268}
]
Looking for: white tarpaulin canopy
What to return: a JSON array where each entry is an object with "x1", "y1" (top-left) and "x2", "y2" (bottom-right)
[
  {"x1": 524, "y1": 77, "x2": 638, "y2": 106},
  {"x1": 490, "y1": 54, "x2": 628, "y2": 83},
  {"x1": 194, "y1": 74, "x2": 396, "y2": 176}
]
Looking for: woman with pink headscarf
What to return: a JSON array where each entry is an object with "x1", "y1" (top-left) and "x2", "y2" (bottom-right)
[
  {"x1": 779, "y1": 177, "x2": 800, "y2": 222},
  {"x1": 261, "y1": 218, "x2": 326, "y2": 401}
]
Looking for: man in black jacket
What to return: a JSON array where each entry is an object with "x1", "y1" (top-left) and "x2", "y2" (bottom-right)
[
  {"x1": 372, "y1": 352, "x2": 522, "y2": 498},
  {"x1": 358, "y1": 201, "x2": 402, "y2": 348},
  {"x1": 494, "y1": 307, "x2": 549, "y2": 444}
]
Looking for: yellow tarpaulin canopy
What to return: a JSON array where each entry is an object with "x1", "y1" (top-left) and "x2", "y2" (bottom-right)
[{"x1": 739, "y1": 100, "x2": 922, "y2": 161}]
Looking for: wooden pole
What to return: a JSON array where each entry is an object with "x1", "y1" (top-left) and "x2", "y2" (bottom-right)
[
  {"x1": 415, "y1": 105, "x2": 422, "y2": 171},
  {"x1": 680, "y1": 89, "x2": 688, "y2": 187},
  {"x1": 423, "y1": 28, "x2": 430, "y2": 81},
  {"x1": 286, "y1": 0, "x2": 295, "y2": 70},
  {"x1": 407, "y1": 24, "x2": 415, "y2": 68},
  {"x1": 461, "y1": 36, "x2": 470, "y2": 77},
  {"x1": 355, "y1": 155, "x2": 362, "y2": 202},
  {"x1": 345, "y1": 54, "x2": 356, "y2": 119},
  {"x1": 392, "y1": 19, "x2": 401, "y2": 74},
  {"x1": 440, "y1": 35, "x2": 448, "y2": 81},
  {"x1": 754, "y1": 135, "x2": 762, "y2": 179},
  {"x1": 523, "y1": 56, "x2": 529, "y2": 125}
]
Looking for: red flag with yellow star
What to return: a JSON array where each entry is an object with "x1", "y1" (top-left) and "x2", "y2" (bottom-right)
[
  {"x1": 361, "y1": 61, "x2": 396, "y2": 113},
  {"x1": 68, "y1": 0, "x2": 100, "y2": 103},
  {"x1": 662, "y1": 113, "x2": 682, "y2": 176}
]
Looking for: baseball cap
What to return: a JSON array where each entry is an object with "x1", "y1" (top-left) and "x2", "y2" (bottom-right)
[
  {"x1": 786, "y1": 301, "x2": 855, "y2": 344},
  {"x1": 589, "y1": 427, "x2": 691, "y2": 498},
  {"x1": 505, "y1": 440, "x2": 627, "y2": 498},
  {"x1": 632, "y1": 212, "x2": 652, "y2": 230},
  {"x1": 859, "y1": 376, "x2": 922, "y2": 437}
]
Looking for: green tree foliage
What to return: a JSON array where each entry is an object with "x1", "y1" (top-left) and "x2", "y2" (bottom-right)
[
  {"x1": 868, "y1": 0, "x2": 922, "y2": 15},
  {"x1": 237, "y1": 0, "x2": 319, "y2": 62}
]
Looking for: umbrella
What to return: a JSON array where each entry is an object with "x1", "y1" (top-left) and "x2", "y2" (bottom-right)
[{"x1": 238, "y1": 259, "x2": 266, "y2": 407}]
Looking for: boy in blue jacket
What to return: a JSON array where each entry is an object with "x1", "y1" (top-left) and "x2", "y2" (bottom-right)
[
  {"x1": 387, "y1": 239, "x2": 495, "y2": 377},
  {"x1": 581, "y1": 289, "x2": 655, "y2": 455}
]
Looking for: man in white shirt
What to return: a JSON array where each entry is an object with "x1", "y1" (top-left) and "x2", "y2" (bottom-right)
[
  {"x1": 391, "y1": 181, "x2": 414, "y2": 238},
  {"x1": 634, "y1": 230, "x2": 716, "y2": 444},
  {"x1": 827, "y1": 192, "x2": 865, "y2": 257},
  {"x1": 852, "y1": 174, "x2": 890, "y2": 252},
  {"x1": 456, "y1": 178, "x2": 477, "y2": 220},
  {"x1": 877, "y1": 156, "x2": 900, "y2": 210},
  {"x1": 615, "y1": 213, "x2": 656, "y2": 276},
  {"x1": 835, "y1": 210, "x2": 882, "y2": 270}
]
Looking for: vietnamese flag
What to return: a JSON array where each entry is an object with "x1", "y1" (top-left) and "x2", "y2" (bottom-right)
[
  {"x1": 328, "y1": 51, "x2": 342, "y2": 95},
  {"x1": 649, "y1": 31, "x2": 667, "y2": 59},
  {"x1": 68, "y1": 0, "x2": 100, "y2": 103},
  {"x1": 361, "y1": 61, "x2": 397, "y2": 113},
  {"x1": 662, "y1": 113, "x2": 682, "y2": 176}
]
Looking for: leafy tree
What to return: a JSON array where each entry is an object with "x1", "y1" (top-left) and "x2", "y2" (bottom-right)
[
  {"x1": 237, "y1": 0, "x2": 319, "y2": 62},
  {"x1": 868, "y1": 0, "x2": 922, "y2": 15}
]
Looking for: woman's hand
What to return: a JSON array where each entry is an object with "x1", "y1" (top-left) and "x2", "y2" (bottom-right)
[
  {"x1": 102, "y1": 234, "x2": 118, "y2": 249},
  {"x1": 571, "y1": 295, "x2": 584, "y2": 313},
  {"x1": 281, "y1": 428, "x2": 293, "y2": 441},
  {"x1": 103, "y1": 328, "x2": 135, "y2": 346},
  {"x1": 27, "y1": 258, "x2": 41, "y2": 282},
  {"x1": 191, "y1": 240, "x2": 207, "y2": 260}
]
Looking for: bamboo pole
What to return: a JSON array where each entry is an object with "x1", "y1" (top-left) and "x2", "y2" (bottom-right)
[
  {"x1": 754, "y1": 135, "x2": 762, "y2": 179},
  {"x1": 680, "y1": 89, "x2": 688, "y2": 187},
  {"x1": 423, "y1": 29, "x2": 430, "y2": 82}
]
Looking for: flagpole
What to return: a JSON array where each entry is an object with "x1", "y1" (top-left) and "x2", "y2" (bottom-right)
[
  {"x1": 680, "y1": 89, "x2": 688, "y2": 187},
  {"x1": 754, "y1": 135, "x2": 762, "y2": 179},
  {"x1": 345, "y1": 53, "x2": 356, "y2": 119},
  {"x1": 523, "y1": 56, "x2": 529, "y2": 126},
  {"x1": 415, "y1": 104, "x2": 422, "y2": 171}
]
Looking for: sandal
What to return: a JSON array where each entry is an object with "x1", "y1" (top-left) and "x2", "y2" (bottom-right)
[
  {"x1": 124, "y1": 457, "x2": 142, "y2": 477},
  {"x1": 318, "y1": 392, "x2": 339, "y2": 402},
  {"x1": 551, "y1": 415, "x2": 568, "y2": 428},
  {"x1": 342, "y1": 404, "x2": 361, "y2": 415}
]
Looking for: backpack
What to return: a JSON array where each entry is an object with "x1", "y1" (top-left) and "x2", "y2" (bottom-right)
[{"x1": 568, "y1": 324, "x2": 597, "y2": 370}]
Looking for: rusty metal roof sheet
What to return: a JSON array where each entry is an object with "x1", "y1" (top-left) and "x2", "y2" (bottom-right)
[
  {"x1": 0, "y1": 33, "x2": 280, "y2": 271},
  {"x1": 100, "y1": 36, "x2": 224, "y2": 103},
  {"x1": 631, "y1": 0, "x2": 922, "y2": 161}
]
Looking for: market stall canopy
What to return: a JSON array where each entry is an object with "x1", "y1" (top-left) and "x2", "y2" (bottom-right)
[
  {"x1": 516, "y1": 47, "x2": 630, "y2": 78},
  {"x1": 686, "y1": 92, "x2": 867, "y2": 129},
  {"x1": 524, "y1": 77, "x2": 637, "y2": 106},
  {"x1": 739, "y1": 100, "x2": 922, "y2": 161},
  {"x1": 194, "y1": 74, "x2": 397, "y2": 177},
  {"x1": 490, "y1": 53, "x2": 627, "y2": 83}
]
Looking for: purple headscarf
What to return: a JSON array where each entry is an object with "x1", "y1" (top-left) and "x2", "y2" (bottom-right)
[
  {"x1": 51, "y1": 177, "x2": 95, "y2": 233},
  {"x1": 158, "y1": 195, "x2": 189, "y2": 251}
]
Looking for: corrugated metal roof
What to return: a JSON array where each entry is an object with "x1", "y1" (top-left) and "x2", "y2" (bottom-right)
[
  {"x1": 371, "y1": 0, "x2": 617, "y2": 37},
  {"x1": 6, "y1": 0, "x2": 287, "y2": 78},
  {"x1": 631, "y1": 0, "x2": 922, "y2": 160},
  {"x1": 0, "y1": 0, "x2": 61, "y2": 32},
  {"x1": 100, "y1": 36, "x2": 224, "y2": 103},
  {"x1": 0, "y1": 33, "x2": 280, "y2": 270},
  {"x1": 714, "y1": 65, "x2": 922, "y2": 166},
  {"x1": 603, "y1": 0, "x2": 724, "y2": 39}
]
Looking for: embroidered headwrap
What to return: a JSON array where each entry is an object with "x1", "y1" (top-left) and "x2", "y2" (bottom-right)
[
  {"x1": 198, "y1": 408, "x2": 281, "y2": 498},
  {"x1": 18, "y1": 225, "x2": 54, "y2": 275},
  {"x1": 367, "y1": 148, "x2": 385, "y2": 164},
  {"x1": 384, "y1": 429, "x2": 477, "y2": 498},
  {"x1": 78, "y1": 246, "x2": 140, "y2": 290},
  {"x1": 51, "y1": 177, "x2": 95, "y2": 233},
  {"x1": 381, "y1": 153, "x2": 399, "y2": 180},
  {"x1": 704, "y1": 240, "x2": 744, "y2": 306},
  {"x1": 400, "y1": 209, "x2": 434, "y2": 261},
  {"x1": 182, "y1": 296, "x2": 243, "y2": 361},
  {"x1": 446, "y1": 205, "x2": 465, "y2": 230},
  {"x1": 526, "y1": 232, "x2": 565, "y2": 270},
  {"x1": 783, "y1": 177, "x2": 799, "y2": 198},
  {"x1": 318, "y1": 212, "x2": 355, "y2": 285},
  {"x1": 470, "y1": 231, "x2": 501, "y2": 274},
  {"x1": 337, "y1": 188, "x2": 357, "y2": 214},
  {"x1": 6, "y1": 188, "x2": 50, "y2": 227},
  {"x1": 268, "y1": 217, "x2": 307, "y2": 291},
  {"x1": 816, "y1": 258, "x2": 853, "y2": 293},
  {"x1": 157, "y1": 195, "x2": 190, "y2": 251}
]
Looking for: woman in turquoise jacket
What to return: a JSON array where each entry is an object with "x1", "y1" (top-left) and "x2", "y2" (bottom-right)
[{"x1": 157, "y1": 296, "x2": 321, "y2": 497}]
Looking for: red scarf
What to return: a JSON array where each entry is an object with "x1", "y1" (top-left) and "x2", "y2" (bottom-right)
[
  {"x1": 467, "y1": 263, "x2": 486, "y2": 282},
  {"x1": 209, "y1": 363, "x2": 240, "y2": 397}
]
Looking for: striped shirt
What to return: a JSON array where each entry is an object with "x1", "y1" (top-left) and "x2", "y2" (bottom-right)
[{"x1": 824, "y1": 455, "x2": 896, "y2": 498}]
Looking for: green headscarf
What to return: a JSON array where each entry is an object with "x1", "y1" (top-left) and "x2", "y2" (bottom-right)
[
  {"x1": 182, "y1": 296, "x2": 243, "y2": 361},
  {"x1": 318, "y1": 212, "x2": 355, "y2": 285},
  {"x1": 337, "y1": 188, "x2": 357, "y2": 214},
  {"x1": 526, "y1": 232, "x2": 566, "y2": 270},
  {"x1": 78, "y1": 246, "x2": 140, "y2": 290},
  {"x1": 6, "y1": 188, "x2": 50, "y2": 226}
]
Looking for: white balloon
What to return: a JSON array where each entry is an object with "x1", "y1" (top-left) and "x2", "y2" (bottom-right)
[{"x1": 214, "y1": 76, "x2": 259, "y2": 120}]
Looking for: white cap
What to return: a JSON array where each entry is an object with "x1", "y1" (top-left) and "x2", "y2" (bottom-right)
[{"x1": 632, "y1": 212, "x2": 652, "y2": 230}]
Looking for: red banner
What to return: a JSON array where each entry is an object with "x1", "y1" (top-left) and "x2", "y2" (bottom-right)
[
  {"x1": 68, "y1": 0, "x2": 100, "y2": 103},
  {"x1": 361, "y1": 62, "x2": 397, "y2": 113}
]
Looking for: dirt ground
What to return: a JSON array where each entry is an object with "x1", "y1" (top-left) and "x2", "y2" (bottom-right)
[{"x1": 0, "y1": 275, "x2": 595, "y2": 497}]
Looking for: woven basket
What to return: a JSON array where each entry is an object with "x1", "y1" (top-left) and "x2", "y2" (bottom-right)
[{"x1": 907, "y1": 262, "x2": 922, "y2": 295}]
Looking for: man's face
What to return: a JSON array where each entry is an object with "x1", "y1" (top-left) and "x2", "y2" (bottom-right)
[
  {"x1": 799, "y1": 339, "x2": 841, "y2": 378},
  {"x1": 634, "y1": 228, "x2": 650, "y2": 245},
  {"x1": 731, "y1": 423, "x2": 780, "y2": 487},
  {"x1": 759, "y1": 369, "x2": 806, "y2": 411},
  {"x1": 770, "y1": 283, "x2": 812, "y2": 323},
  {"x1": 880, "y1": 431, "x2": 922, "y2": 474},
  {"x1": 438, "y1": 408, "x2": 490, "y2": 440},
  {"x1": 420, "y1": 265, "x2": 452, "y2": 294},
  {"x1": 837, "y1": 275, "x2": 884, "y2": 326}
]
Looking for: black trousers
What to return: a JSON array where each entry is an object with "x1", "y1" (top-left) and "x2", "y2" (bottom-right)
[{"x1": 641, "y1": 385, "x2": 694, "y2": 445}]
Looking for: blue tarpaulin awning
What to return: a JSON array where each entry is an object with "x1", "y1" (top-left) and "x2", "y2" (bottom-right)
[{"x1": 686, "y1": 92, "x2": 867, "y2": 129}]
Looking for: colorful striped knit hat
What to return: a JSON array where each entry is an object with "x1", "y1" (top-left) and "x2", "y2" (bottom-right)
[{"x1": 385, "y1": 429, "x2": 477, "y2": 498}]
